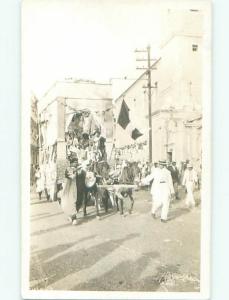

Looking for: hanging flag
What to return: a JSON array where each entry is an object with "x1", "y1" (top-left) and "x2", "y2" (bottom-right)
[
  {"x1": 125, "y1": 120, "x2": 143, "y2": 141},
  {"x1": 117, "y1": 100, "x2": 130, "y2": 129},
  {"x1": 117, "y1": 100, "x2": 143, "y2": 140},
  {"x1": 131, "y1": 128, "x2": 143, "y2": 140}
]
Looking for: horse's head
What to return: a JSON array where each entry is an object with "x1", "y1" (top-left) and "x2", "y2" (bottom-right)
[{"x1": 85, "y1": 171, "x2": 97, "y2": 188}]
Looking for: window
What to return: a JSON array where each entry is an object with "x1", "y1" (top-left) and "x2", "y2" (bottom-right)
[{"x1": 192, "y1": 44, "x2": 198, "y2": 52}]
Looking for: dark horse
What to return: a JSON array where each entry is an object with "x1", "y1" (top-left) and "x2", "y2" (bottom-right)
[
  {"x1": 75, "y1": 161, "x2": 135, "y2": 219},
  {"x1": 75, "y1": 166, "x2": 110, "y2": 219}
]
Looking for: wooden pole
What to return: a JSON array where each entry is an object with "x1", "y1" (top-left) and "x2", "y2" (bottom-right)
[{"x1": 147, "y1": 45, "x2": 152, "y2": 163}]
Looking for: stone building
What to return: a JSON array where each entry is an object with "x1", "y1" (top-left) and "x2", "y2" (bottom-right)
[
  {"x1": 114, "y1": 9, "x2": 203, "y2": 168},
  {"x1": 150, "y1": 9, "x2": 203, "y2": 165}
]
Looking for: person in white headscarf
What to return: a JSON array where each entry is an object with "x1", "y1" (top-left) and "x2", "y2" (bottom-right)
[
  {"x1": 35, "y1": 165, "x2": 45, "y2": 200},
  {"x1": 61, "y1": 159, "x2": 78, "y2": 225},
  {"x1": 182, "y1": 163, "x2": 198, "y2": 208}
]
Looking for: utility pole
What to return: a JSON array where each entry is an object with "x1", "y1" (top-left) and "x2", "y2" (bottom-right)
[
  {"x1": 147, "y1": 46, "x2": 153, "y2": 163},
  {"x1": 165, "y1": 106, "x2": 175, "y2": 161},
  {"x1": 135, "y1": 45, "x2": 159, "y2": 163}
]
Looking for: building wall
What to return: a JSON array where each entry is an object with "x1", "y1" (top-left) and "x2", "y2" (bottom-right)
[
  {"x1": 39, "y1": 101, "x2": 58, "y2": 148},
  {"x1": 154, "y1": 35, "x2": 202, "y2": 111},
  {"x1": 161, "y1": 9, "x2": 203, "y2": 45},
  {"x1": 30, "y1": 95, "x2": 39, "y2": 166},
  {"x1": 114, "y1": 73, "x2": 150, "y2": 161},
  {"x1": 150, "y1": 9, "x2": 203, "y2": 164},
  {"x1": 114, "y1": 9, "x2": 203, "y2": 165},
  {"x1": 151, "y1": 110, "x2": 201, "y2": 166},
  {"x1": 156, "y1": 9, "x2": 203, "y2": 111}
]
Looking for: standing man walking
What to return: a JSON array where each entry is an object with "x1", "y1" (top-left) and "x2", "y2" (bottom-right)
[
  {"x1": 182, "y1": 163, "x2": 198, "y2": 208},
  {"x1": 141, "y1": 160, "x2": 175, "y2": 222},
  {"x1": 167, "y1": 161, "x2": 180, "y2": 199}
]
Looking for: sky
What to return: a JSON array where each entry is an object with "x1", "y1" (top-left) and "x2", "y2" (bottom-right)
[
  {"x1": 22, "y1": 0, "x2": 164, "y2": 98},
  {"x1": 21, "y1": 0, "x2": 207, "y2": 99}
]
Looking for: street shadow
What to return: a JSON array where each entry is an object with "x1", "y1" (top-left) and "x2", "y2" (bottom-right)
[
  {"x1": 31, "y1": 212, "x2": 63, "y2": 222},
  {"x1": 75, "y1": 214, "x2": 99, "y2": 225},
  {"x1": 31, "y1": 235, "x2": 97, "y2": 262},
  {"x1": 72, "y1": 250, "x2": 161, "y2": 291},
  {"x1": 31, "y1": 223, "x2": 71, "y2": 236},
  {"x1": 168, "y1": 207, "x2": 190, "y2": 222},
  {"x1": 31, "y1": 200, "x2": 49, "y2": 205},
  {"x1": 31, "y1": 212, "x2": 50, "y2": 218},
  {"x1": 76, "y1": 208, "x2": 118, "y2": 225},
  {"x1": 99, "y1": 210, "x2": 118, "y2": 220},
  {"x1": 30, "y1": 233, "x2": 139, "y2": 289}
]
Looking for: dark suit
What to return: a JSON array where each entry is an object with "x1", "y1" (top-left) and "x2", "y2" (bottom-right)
[
  {"x1": 168, "y1": 165, "x2": 179, "y2": 184},
  {"x1": 167, "y1": 165, "x2": 179, "y2": 198},
  {"x1": 75, "y1": 169, "x2": 86, "y2": 212}
]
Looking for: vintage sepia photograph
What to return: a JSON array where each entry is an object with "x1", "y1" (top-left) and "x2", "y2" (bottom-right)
[{"x1": 21, "y1": 0, "x2": 211, "y2": 298}]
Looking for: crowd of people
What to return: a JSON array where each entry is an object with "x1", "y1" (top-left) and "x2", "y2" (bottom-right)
[
  {"x1": 140, "y1": 160, "x2": 200, "y2": 222},
  {"x1": 31, "y1": 107, "x2": 201, "y2": 225},
  {"x1": 32, "y1": 110, "x2": 201, "y2": 225},
  {"x1": 32, "y1": 163, "x2": 56, "y2": 202},
  {"x1": 32, "y1": 152, "x2": 200, "y2": 225}
]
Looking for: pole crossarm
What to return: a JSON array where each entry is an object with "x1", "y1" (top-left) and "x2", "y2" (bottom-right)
[
  {"x1": 142, "y1": 85, "x2": 157, "y2": 89},
  {"x1": 136, "y1": 58, "x2": 157, "y2": 61},
  {"x1": 134, "y1": 49, "x2": 147, "y2": 53},
  {"x1": 136, "y1": 67, "x2": 157, "y2": 70}
]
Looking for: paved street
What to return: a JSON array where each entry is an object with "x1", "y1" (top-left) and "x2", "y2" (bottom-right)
[{"x1": 30, "y1": 188, "x2": 200, "y2": 292}]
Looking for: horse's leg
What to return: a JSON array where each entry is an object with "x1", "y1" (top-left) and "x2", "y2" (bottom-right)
[
  {"x1": 83, "y1": 191, "x2": 88, "y2": 217},
  {"x1": 104, "y1": 193, "x2": 108, "y2": 213},
  {"x1": 115, "y1": 194, "x2": 119, "y2": 212},
  {"x1": 102, "y1": 190, "x2": 109, "y2": 213},
  {"x1": 98, "y1": 195, "x2": 101, "y2": 211},
  {"x1": 94, "y1": 191, "x2": 100, "y2": 219},
  {"x1": 118, "y1": 197, "x2": 124, "y2": 215},
  {"x1": 109, "y1": 191, "x2": 114, "y2": 207},
  {"x1": 128, "y1": 191, "x2": 134, "y2": 214}
]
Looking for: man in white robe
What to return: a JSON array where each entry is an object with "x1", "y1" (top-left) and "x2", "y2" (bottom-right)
[{"x1": 142, "y1": 160, "x2": 174, "y2": 222}]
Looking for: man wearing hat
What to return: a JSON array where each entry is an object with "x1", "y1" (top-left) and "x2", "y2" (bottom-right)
[
  {"x1": 167, "y1": 161, "x2": 180, "y2": 199},
  {"x1": 182, "y1": 163, "x2": 198, "y2": 208},
  {"x1": 141, "y1": 160, "x2": 174, "y2": 222}
]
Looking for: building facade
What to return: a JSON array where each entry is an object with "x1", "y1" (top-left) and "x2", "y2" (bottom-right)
[
  {"x1": 30, "y1": 94, "x2": 39, "y2": 186},
  {"x1": 31, "y1": 94, "x2": 39, "y2": 164},
  {"x1": 151, "y1": 9, "x2": 203, "y2": 166},
  {"x1": 114, "y1": 9, "x2": 203, "y2": 168}
]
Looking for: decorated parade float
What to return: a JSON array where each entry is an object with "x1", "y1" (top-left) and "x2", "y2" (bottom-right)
[{"x1": 37, "y1": 80, "x2": 140, "y2": 215}]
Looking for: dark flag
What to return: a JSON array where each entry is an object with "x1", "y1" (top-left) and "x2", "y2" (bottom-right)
[
  {"x1": 117, "y1": 100, "x2": 130, "y2": 129},
  {"x1": 131, "y1": 128, "x2": 143, "y2": 140}
]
